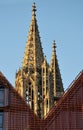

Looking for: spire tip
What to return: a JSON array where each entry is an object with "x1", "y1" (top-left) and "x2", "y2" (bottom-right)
[
  {"x1": 32, "y1": 2, "x2": 36, "y2": 15},
  {"x1": 52, "y1": 40, "x2": 56, "y2": 49}
]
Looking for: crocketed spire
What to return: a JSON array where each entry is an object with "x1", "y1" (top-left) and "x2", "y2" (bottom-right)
[{"x1": 22, "y1": 3, "x2": 44, "y2": 68}]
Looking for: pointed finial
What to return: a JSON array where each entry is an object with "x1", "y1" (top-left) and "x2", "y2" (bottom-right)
[
  {"x1": 52, "y1": 40, "x2": 56, "y2": 52},
  {"x1": 32, "y1": 2, "x2": 36, "y2": 16}
]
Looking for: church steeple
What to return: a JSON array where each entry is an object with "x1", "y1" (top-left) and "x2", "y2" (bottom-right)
[
  {"x1": 22, "y1": 3, "x2": 44, "y2": 69},
  {"x1": 15, "y1": 4, "x2": 64, "y2": 118},
  {"x1": 50, "y1": 41, "x2": 64, "y2": 99}
]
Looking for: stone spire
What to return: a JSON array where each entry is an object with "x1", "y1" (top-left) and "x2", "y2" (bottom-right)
[
  {"x1": 50, "y1": 41, "x2": 64, "y2": 99},
  {"x1": 15, "y1": 3, "x2": 64, "y2": 118},
  {"x1": 22, "y1": 3, "x2": 44, "y2": 69},
  {"x1": 16, "y1": 3, "x2": 44, "y2": 117}
]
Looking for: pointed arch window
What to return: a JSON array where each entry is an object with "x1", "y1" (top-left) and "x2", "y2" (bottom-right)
[
  {"x1": 46, "y1": 99, "x2": 48, "y2": 108},
  {"x1": 42, "y1": 68, "x2": 45, "y2": 74},
  {"x1": 32, "y1": 89, "x2": 34, "y2": 100},
  {"x1": 25, "y1": 81, "x2": 34, "y2": 110},
  {"x1": 32, "y1": 101, "x2": 34, "y2": 110}
]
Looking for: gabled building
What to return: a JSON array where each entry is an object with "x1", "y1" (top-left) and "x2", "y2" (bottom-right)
[
  {"x1": 43, "y1": 70, "x2": 83, "y2": 130},
  {"x1": 15, "y1": 3, "x2": 64, "y2": 118},
  {"x1": 0, "y1": 71, "x2": 41, "y2": 130},
  {"x1": 0, "y1": 70, "x2": 83, "y2": 130}
]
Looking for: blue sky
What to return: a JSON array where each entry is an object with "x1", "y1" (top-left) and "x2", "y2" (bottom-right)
[{"x1": 0, "y1": 0, "x2": 83, "y2": 90}]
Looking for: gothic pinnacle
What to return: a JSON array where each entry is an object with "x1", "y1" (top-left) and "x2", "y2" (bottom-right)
[
  {"x1": 52, "y1": 40, "x2": 56, "y2": 52},
  {"x1": 32, "y1": 2, "x2": 36, "y2": 16}
]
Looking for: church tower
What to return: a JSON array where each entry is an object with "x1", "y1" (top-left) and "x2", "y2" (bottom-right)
[{"x1": 15, "y1": 3, "x2": 64, "y2": 118}]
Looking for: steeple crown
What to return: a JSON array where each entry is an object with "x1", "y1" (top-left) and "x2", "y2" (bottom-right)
[
  {"x1": 32, "y1": 3, "x2": 36, "y2": 20},
  {"x1": 52, "y1": 40, "x2": 56, "y2": 53}
]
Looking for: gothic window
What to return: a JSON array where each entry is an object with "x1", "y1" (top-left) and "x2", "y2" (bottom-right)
[
  {"x1": 46, "y1": 100, "x2": 48, "y2": 108},
  {"x1": 46, "y1": 79, "x2": 48, "y2": 86},
  {"x1": 0, "y1": 112, "x2": 3, "y2": 130},
  {"x1": 43, "y1": 88, "x2": 45, "y2": 92},
  {"x1": 32, "y1": 90, "x2": 34, "y2": 100},
  {"x1": 32, "y1": 101, "x2": 34, "y2": 110},
  {"x1": 29, "y1": 88, "x2": 31, "y2": 97},
  {"x1": 42, "y1": 68, "x2": 45, "y2": 74},
  {"x1": 46, "y1": 68, "x2": 48, "y2": 74},
  {"x1": 43, "y1": 80, "x2": 45, "y2": 86},
  {"x1": 26, "y1": 81, "x2": 34, "y2": 110},
  {"x1": 46, "y1": 87, "x2": 48, "y2": 94}
]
